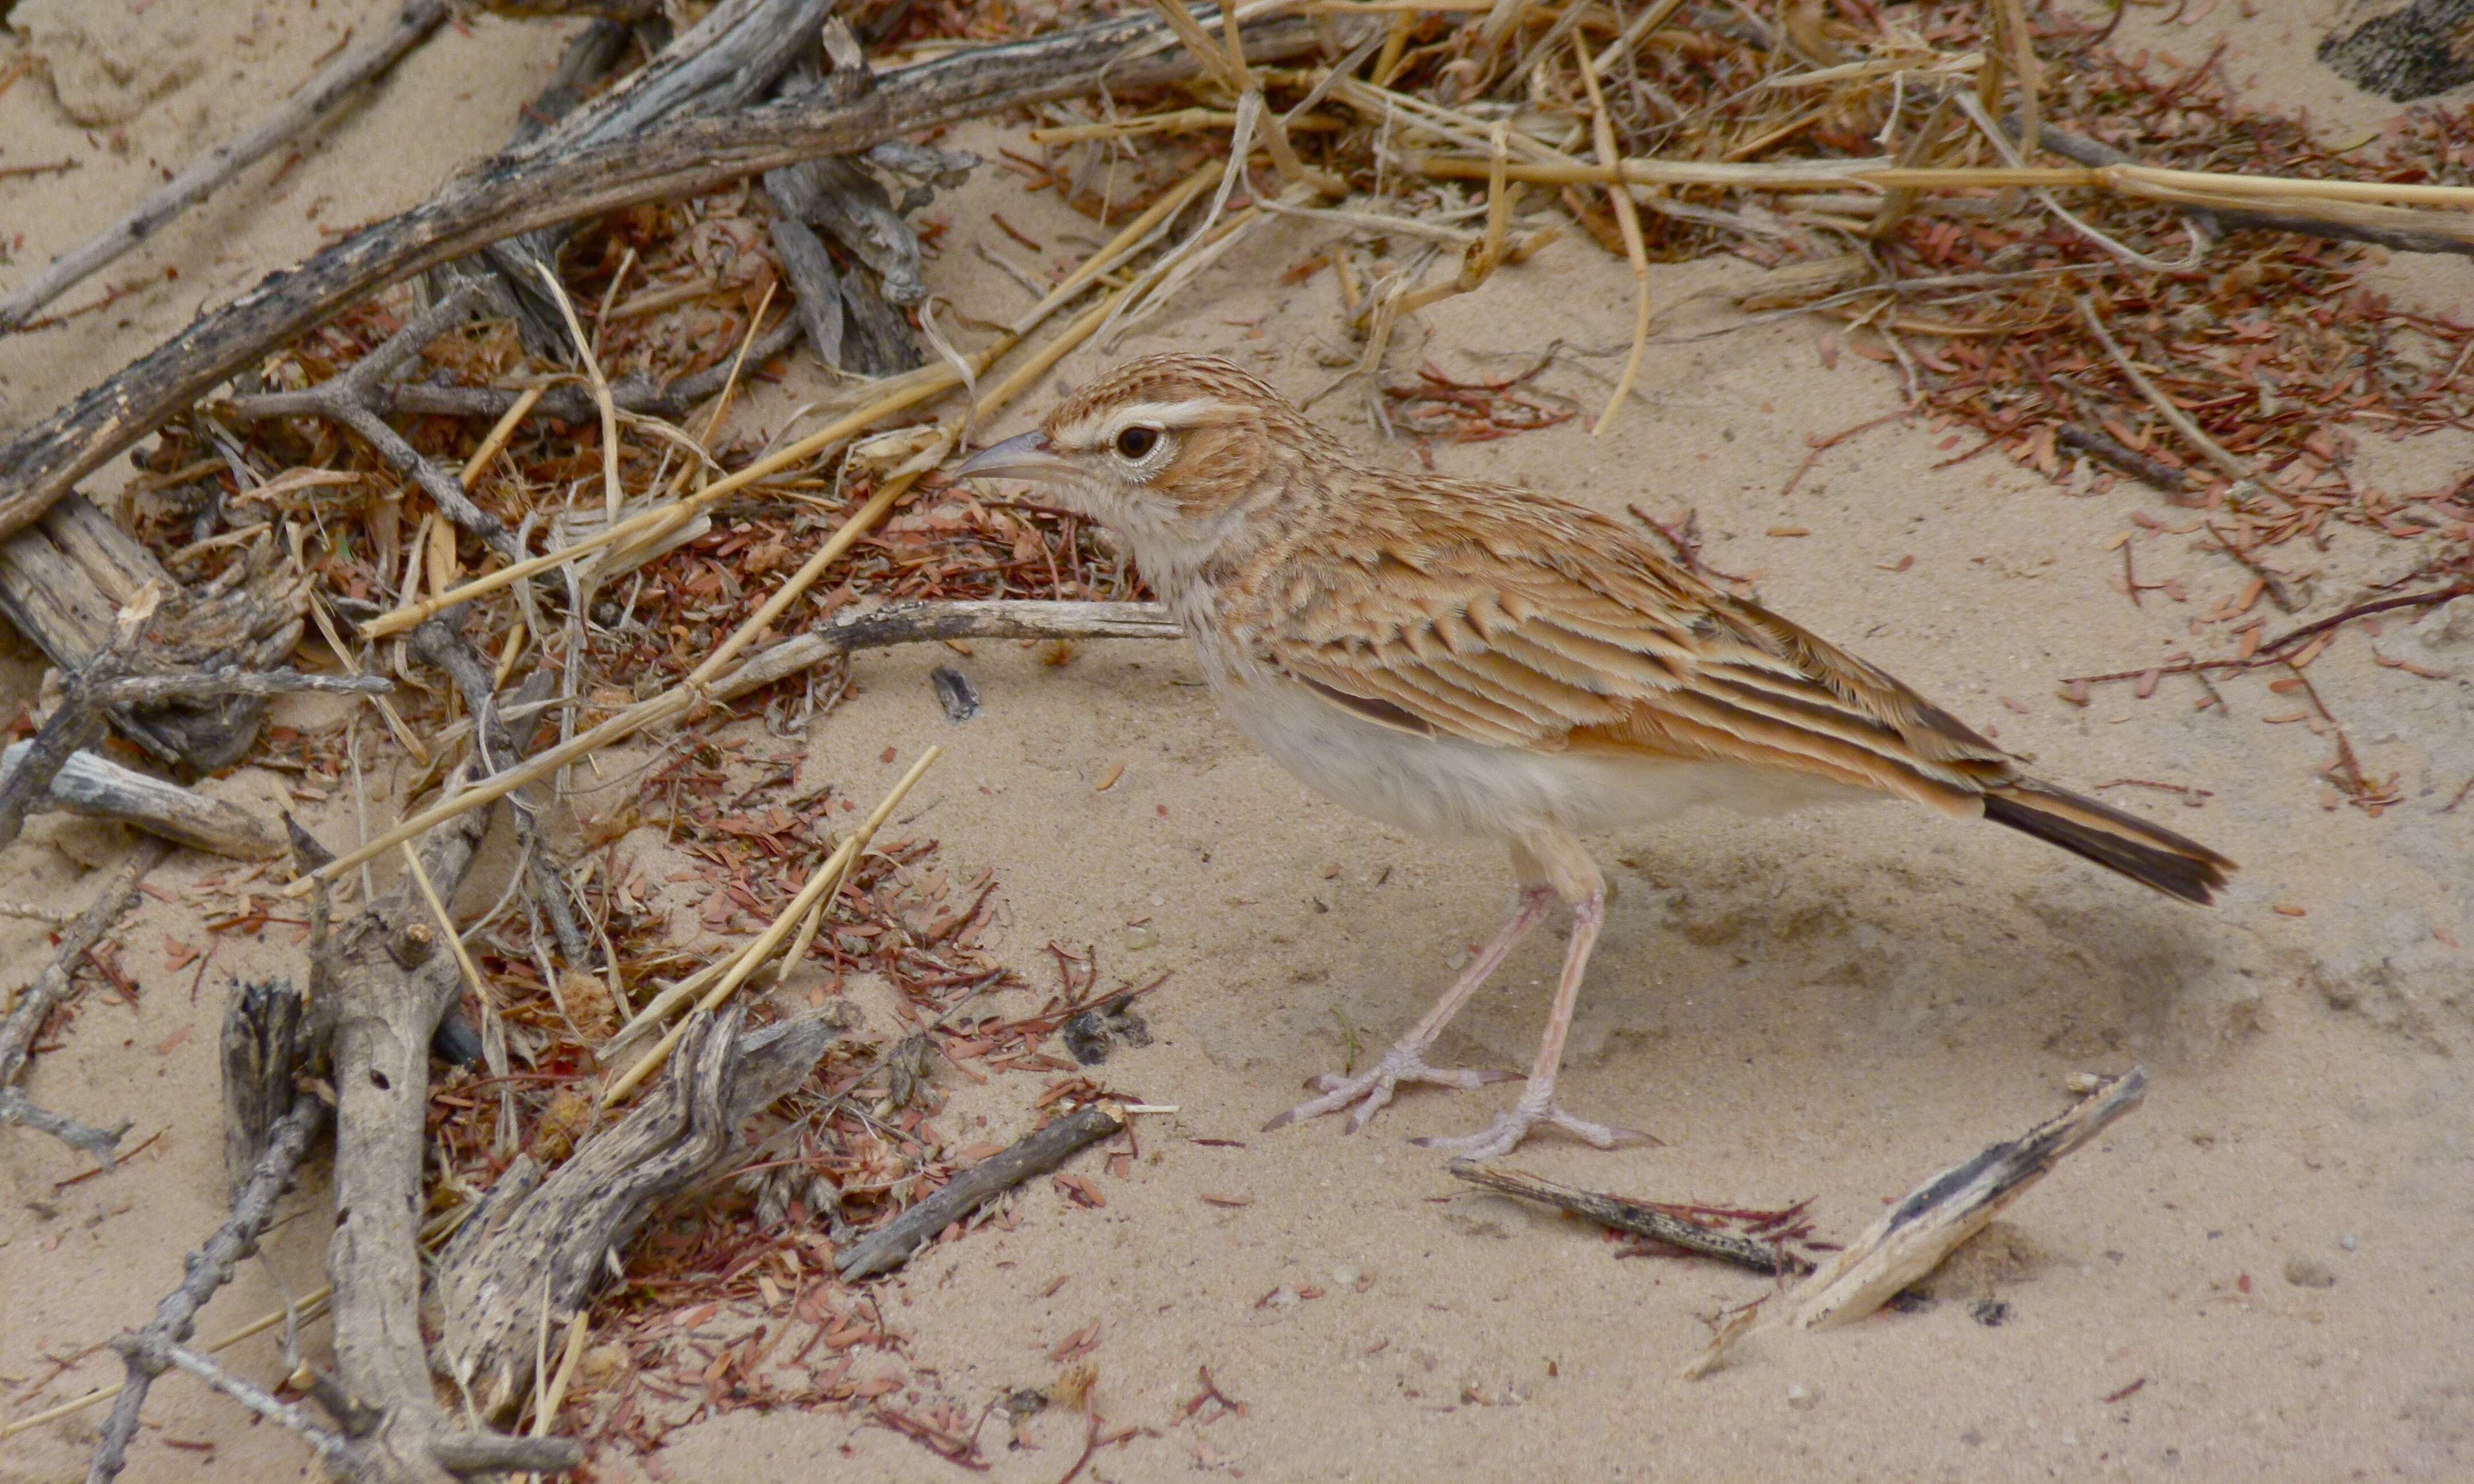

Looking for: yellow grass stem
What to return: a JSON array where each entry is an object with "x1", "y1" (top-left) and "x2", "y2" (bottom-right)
[
  {"x1": 1412, "y1": 155, "x2": 2474, "y2": 207},
  {"x1": 601, "y1": 747, "x2": 940, "y2": 1106},
  {"x1": 1578, "y1": 41, "x2": 1649, "y2": 437}
]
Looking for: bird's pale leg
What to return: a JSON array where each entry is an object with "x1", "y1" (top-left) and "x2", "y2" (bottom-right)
[
  {"x1": 1263, "y1": 886, "x2": 1554, "y2": 1134},
  {"x1": 1412, "y1": 886, "x2": 1652, "y2": 1158}
]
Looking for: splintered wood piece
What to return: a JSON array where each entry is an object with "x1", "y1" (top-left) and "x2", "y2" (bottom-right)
[
  {"x1": 219, "y1": 980, "x2": 309, "y2": 1193},
  {"x1": 433, "y1": 1008, "x2": 846, "y2": 1416},
  {"x1": 1683, "y1": 1069, "x2": 2148, "y2": 1379},
  {"x1": 835, "y1": 1104, "x2": 1124, "y2": 1280},
  {"x1": 1791, "y1": 1068, "x2": 2146, "y2": 1331}
]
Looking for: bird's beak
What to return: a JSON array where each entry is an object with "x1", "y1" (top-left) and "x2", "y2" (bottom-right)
[{"x1": 952, "y1": 430, "x2": 1074, "y2": 483}]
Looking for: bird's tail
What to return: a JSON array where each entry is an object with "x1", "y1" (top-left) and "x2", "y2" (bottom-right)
[{"x1": 1981, "y1": 777, "x2": 2236, "y2": 905}]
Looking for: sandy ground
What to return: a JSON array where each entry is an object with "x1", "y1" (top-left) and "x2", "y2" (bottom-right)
[{"x1": 4, "y1": 2, "x2": 2472, "y2": 1481}]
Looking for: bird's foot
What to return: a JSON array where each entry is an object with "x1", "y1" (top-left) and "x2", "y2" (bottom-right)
[
  {"x1": 1263, "y1": 1045, "x2": 1515, "y2": 1135},
  {"x1": 1409, "y1": 1092, "x2": 1657, "y2": 1160}
]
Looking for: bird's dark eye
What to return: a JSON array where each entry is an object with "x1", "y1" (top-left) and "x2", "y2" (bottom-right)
[{"x1": 1113, "y1": 426, "x2": 1160, "y2": 460}]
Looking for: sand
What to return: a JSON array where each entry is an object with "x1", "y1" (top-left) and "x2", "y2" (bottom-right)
[{"x1": 3, "y1": 2, "x2": 2471, "y2": 1481}]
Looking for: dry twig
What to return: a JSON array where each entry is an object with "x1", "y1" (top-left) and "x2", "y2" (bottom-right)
[
  {"x1": 1448, "y1": 1159, "x2": 1807, "y2": 1275},
  {"x1": 86, "y1": 1086, "x2": 330, "y2": 1484},
  {"x1": 0, "y1": 0, "x2": 452, "y2": 333},
  {"x1": 0, "y1": 839, "x2": 171, "y2": 1164},
  {"x1": 836, "y1": 1104, "x2": 1125, "y2": 1280},
  {"x1": 0, "y1": 7, "x2": 1324, "y2": 542}
]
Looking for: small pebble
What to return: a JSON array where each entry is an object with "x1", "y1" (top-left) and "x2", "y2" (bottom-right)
[
  {"x1": 2065, "y1": 1071, "x2": 2103, "y2": 1094},
  {"x1": 1786, "y1": 1383, "x2": 1820, "y2": 1411},
  {"x1": 1331, "y1": 1263, "x2": 1365, "y2": 1290},
  {"x1": 1124, "y1": 925, "x2": 1159, "y2": 951},
  {"x1": 1266, "y1": 1286, "x2": 1302, "y2": 1308},
  {"x1": 2283, "y1": 1256, "x2": 2337, "y2": 1289},
  {"x1": 2339, "y1": 1234, "x2": 2358, "y2": 1252}
]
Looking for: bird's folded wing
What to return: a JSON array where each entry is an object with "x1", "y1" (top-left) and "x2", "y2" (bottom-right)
[{"x1": 1261, "y1": 529, "x2": 2015, "y2": 810}]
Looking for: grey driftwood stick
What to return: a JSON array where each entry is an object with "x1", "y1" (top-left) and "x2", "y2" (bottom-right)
[
  {"x1": 836, "y1": 1103, "x2": 1125, "y2": 1280},
  {"x1": 85, "y1": 1090, "x2": 331, "y2": 1484},
  {"x1": 312, "y1": 757, "x2": 580, "y2": 1480},
  {"x1": 712, "y1": 599, "x2": 1181, "y2": 704},
  {"x1": 407, "y1": 615, "x2": 585, "y2": 972},
  {"x1": 0, "y1": 0, "x2": 452, "y2": 333},
  {"x1": 0, "y1": 740, "x2": 284, "y2": 860},
  {"x1": 92, "y1": 668, "x2": 392, "y2": 707},
  {"x1": 0, "y1": 7, "x2": 1326, "y2": 542},
  {"x1": 1447, "y1": 1160, "x2": 1812, "y2": 1276},
  {"x1": 0, "y1": 1090, "x2": 128, "y2": 1165},
  {"x1": 227, "y1": 283, "x2": 522, "y2": 561}
]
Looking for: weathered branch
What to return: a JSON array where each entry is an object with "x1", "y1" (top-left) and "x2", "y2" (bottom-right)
[
  {"x1": 1790, "y1": 1068, "x2": 2146, "y2": 1329},
  {"x1": 433, "y1": 1007, "x2": 845, "y2": 1413},
  {"x1": 448, "y1": 0, "x2": 835, "y2": 353},
  {"x1": 234, "y1": 284, "x2": 521, "y2": 560},
  {"x1": 223, "y1": 314, "x2": 804, "y2": 426},
  {"x1": 407, "y1": 614, "x2": 584, "y2": 976},
  {"x1": 1683, "y1": 1069, "x2": 2148, "y2": 1379},
  {"x1": 0, "y1": 1087, "x2": 129, "y2": 1163},
  {"x1": 313, "y1": 760, "x2": 572, "y2": 1480},
  {"x1": 93, "y1": 668, "x2": 393, "y2": 707},
  {"x1": 87, "y1": 1087, "x2": 330, "y2": 1484},
  {"x1": 0, "y1": 7, "x2": 1325, "y2": 543},
  {"x1": 0, "y1": 741, "x2": 285, "y2": 859},
  {"x1": 0, "y1": 0, "x2": 452, "y2": 333}
]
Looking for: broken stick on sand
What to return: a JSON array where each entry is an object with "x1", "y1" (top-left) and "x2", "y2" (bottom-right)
[{"x1": 1685, "y1": 1067, "x2": 2148, "y2": 1378}]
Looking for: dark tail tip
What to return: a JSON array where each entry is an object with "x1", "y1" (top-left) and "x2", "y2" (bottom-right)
[{"x1": 1983, "y1": 779, "x2": 2237, "y2": 905}]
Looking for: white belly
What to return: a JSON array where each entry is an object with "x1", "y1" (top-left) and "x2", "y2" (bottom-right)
[{"x1": 1211, "y1": 669, "x2": 1870, "y2": 843}]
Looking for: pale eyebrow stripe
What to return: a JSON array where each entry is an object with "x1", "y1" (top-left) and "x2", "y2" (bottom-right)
[{"x1": 1054, "y1": 397, "x2": 1243, "y2": 449}]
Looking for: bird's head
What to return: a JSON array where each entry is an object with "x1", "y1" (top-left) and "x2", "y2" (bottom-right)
[{"x1": 952, "y1": 354, "x2": 1336, "y2": 571}]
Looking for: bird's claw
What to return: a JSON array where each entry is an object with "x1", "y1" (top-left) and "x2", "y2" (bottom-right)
[
  {"x1": 1266, "y1": 1047, "x2": 1514, "y2": 1134},
  {"x1": 1409, "y1": 1099, "x2": 1658, "y2": 1160}
]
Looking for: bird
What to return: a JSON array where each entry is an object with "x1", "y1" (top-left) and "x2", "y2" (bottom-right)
[{"x1": 952, "y1": 352, "x2": 2235, "y2": 1159}]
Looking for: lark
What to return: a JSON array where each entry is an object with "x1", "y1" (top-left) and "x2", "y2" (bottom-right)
[{"x1": 954, "y1": 353, "x2": 2234, "y2": 1159}]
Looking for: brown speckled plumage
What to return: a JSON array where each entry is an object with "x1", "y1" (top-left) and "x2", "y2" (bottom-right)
[{"x1": 959, "y1": 353, "x2": 2235, "y2": 1158}]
